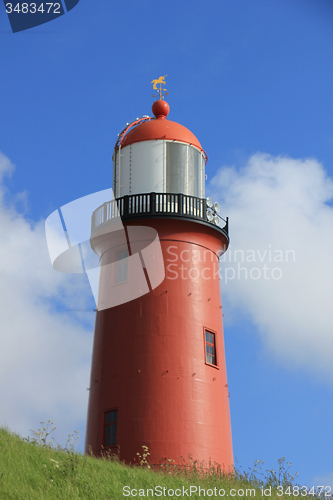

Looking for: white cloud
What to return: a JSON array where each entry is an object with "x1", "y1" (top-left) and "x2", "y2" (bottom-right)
[
  {"x1": 209, "y1": 153, "x2": 333, "y2": 382},
  {"x1": 0, "y1": 151, "x2": 94, "y2": 448}
]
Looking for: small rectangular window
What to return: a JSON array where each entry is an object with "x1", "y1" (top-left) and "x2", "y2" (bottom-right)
[
  {"x1": 205, "y1": 330, "x2": 217, "y2": 366},
  {"x1": 116, "y1": 250, "x2": 129, "y2": 283},
  {"x1": 105, "y1": 409, "x2": 118, "y2": 446}
]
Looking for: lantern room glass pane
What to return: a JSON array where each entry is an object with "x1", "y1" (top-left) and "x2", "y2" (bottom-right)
[{"x1": 166, "y1": 142, "x2": 204, "y2": 198}]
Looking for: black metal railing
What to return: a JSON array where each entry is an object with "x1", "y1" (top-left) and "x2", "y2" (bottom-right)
[{"x1": 92, "y1": 192, "x2": 228, "y2": 237}]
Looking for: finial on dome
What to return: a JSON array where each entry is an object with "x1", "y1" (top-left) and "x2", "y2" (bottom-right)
[
  {"x1": 151, "y1": 75, "x2": 169, "y2": 100},
  {"x1": 152, "y1": 100, "x2": 170, "y2": 119}
]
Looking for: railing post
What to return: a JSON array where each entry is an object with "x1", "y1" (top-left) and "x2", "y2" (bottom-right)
[
  {"x1": 124, "y1": 195, "x2": 129, "y2": 217},
  {"x1": 178, "y1": 193, "x2": 183, "y2": 215},
  {"x1": 151, "y1": 192, "x2": 156, "y2": 214},
  {"x1": 103, "y1": 202, "x2": 108, "y2": 224}
]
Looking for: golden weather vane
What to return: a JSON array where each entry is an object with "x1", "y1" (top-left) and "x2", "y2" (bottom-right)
[{"x1": 151, "y1": 75, "x2": 168, "y2": 100}]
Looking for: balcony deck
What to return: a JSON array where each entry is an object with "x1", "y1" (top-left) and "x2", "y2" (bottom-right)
[{"x1": 91, "y1": 192, "x2": 229, "y2": 240}]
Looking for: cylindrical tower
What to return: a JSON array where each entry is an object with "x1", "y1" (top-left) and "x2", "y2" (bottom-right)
[{"x1": 85, "y1": 99, "x2": 233, "y2": 470}]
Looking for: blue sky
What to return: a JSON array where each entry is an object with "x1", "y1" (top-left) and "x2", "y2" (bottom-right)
[{"x1": 0, "y1": 0, "x2": 332, "y2": 491}]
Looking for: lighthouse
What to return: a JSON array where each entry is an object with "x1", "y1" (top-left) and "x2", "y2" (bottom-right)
[{"x1": 84, "y1": 88, "x2": 233, "y2": 469}]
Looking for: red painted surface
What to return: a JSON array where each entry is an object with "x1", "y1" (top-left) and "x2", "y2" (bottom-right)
[
  {"x1": 85, "y1": 217, "x2": 234, "y2": 470},
  {"x1": 152, "y1": 99, "x2": 170, "y2": 118},
  {"x1": 120, "y1": 109, "x2": 203, "y2": 151}
]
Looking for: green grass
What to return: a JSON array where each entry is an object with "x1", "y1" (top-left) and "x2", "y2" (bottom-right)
[{"x1": 0, "y1": 427, "x2": 318, "y2": 500}]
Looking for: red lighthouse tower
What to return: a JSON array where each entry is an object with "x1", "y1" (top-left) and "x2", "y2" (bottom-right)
[{"x1": 84, "y1": 96, "x2": 233, "y2": 469}]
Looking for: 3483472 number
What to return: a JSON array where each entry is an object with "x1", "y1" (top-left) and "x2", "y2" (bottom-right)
[
  {"x1": 5, "y1": 3, "x2": 61, "y2": 14},
  {"x1": 276, "y1": 486, "x2": 332, "y2": 497}
]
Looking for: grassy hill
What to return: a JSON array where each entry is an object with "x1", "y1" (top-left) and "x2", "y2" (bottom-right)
[{"x1": 0, "y1": 427, "x2": 316, "y2": 500}]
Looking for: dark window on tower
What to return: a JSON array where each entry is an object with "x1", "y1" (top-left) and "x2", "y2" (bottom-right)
[
  {"x1": 205, "y1": 330, "x2": 217, "y2": 366},
  {"x1": 105, "y1": 409, "x2": 118, "y2": 446}
]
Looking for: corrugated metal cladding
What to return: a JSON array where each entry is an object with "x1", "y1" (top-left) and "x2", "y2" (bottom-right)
[{"x1": 114, "y1": 141, "x2": 205, "y2": 199}]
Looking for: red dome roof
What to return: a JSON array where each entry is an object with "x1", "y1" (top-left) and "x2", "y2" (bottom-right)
[{"x1": 120, "y1": 100, "x2": 203, "y2": 151}]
